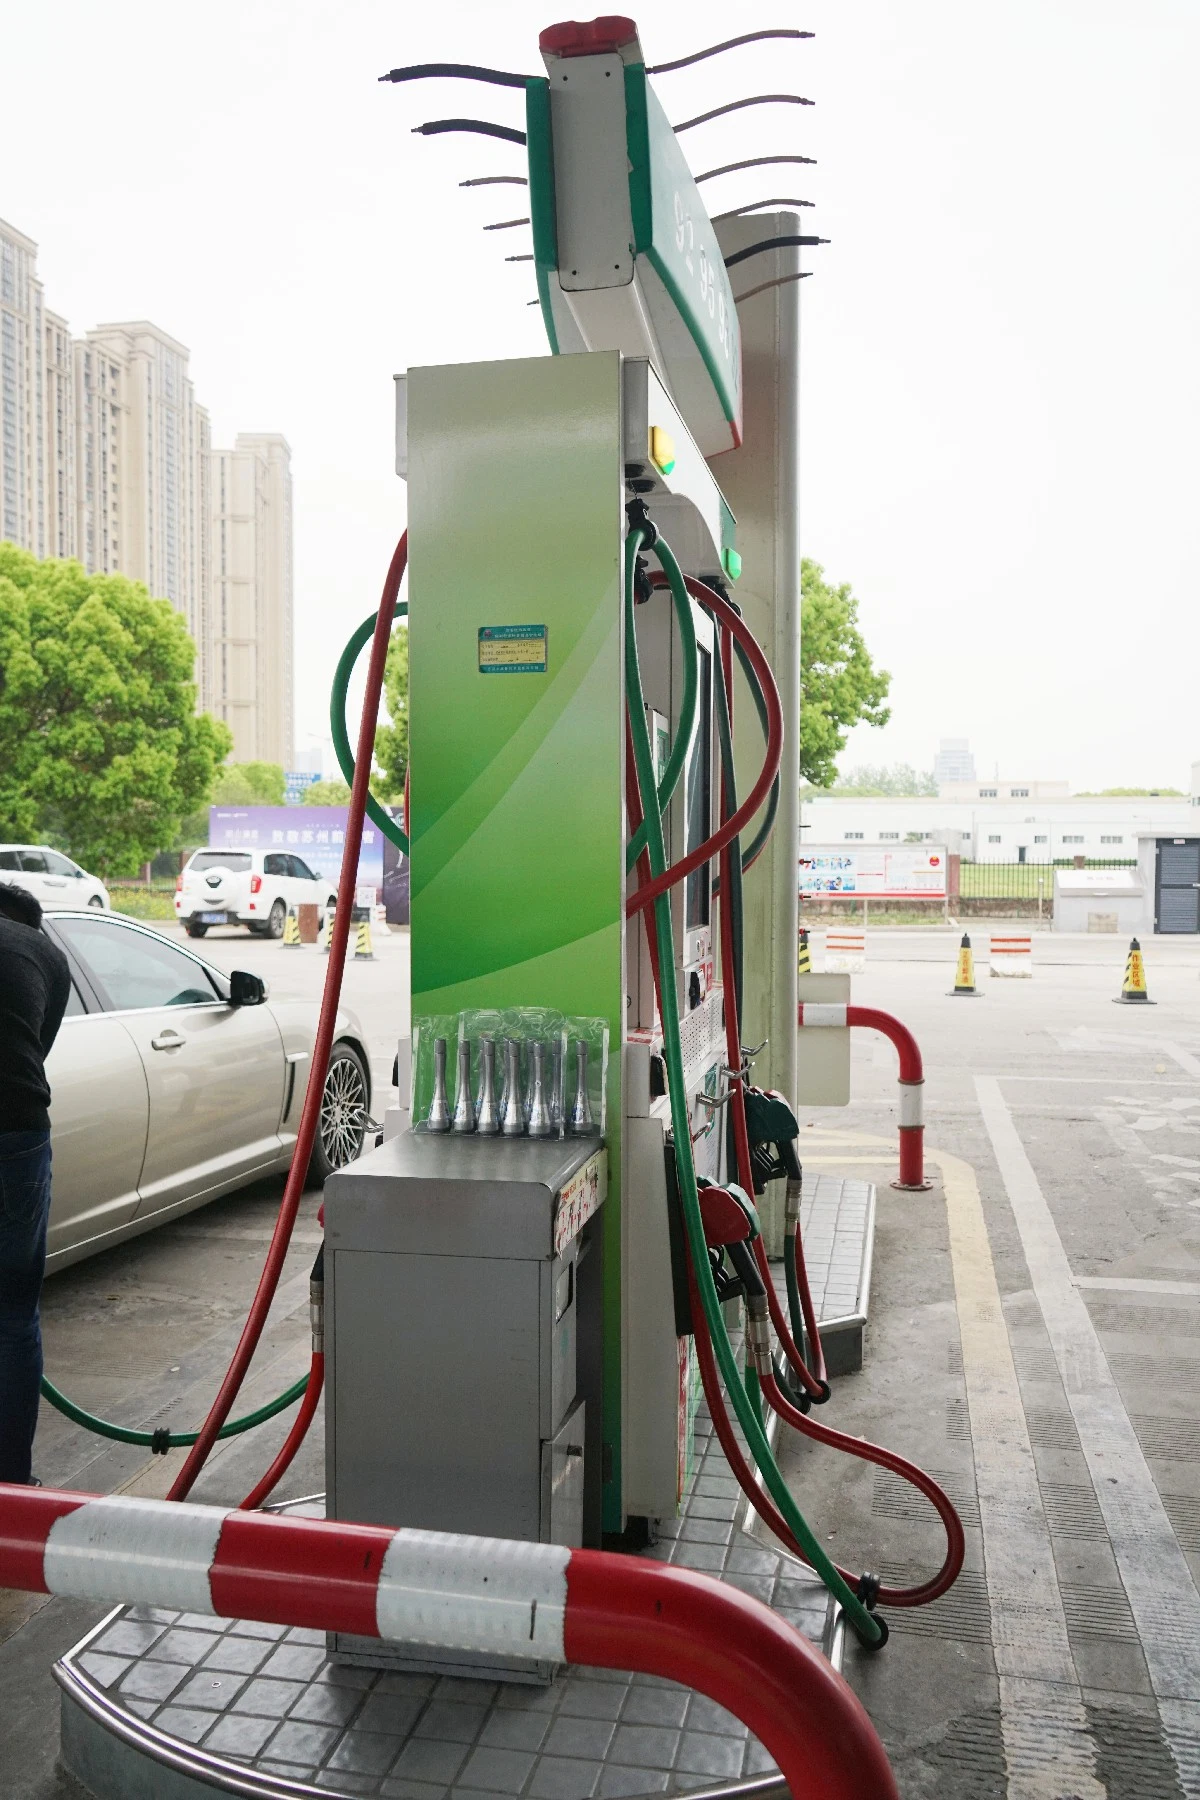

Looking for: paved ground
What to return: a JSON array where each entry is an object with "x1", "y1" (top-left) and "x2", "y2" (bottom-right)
[
  {"x1": 792, "y1": 929, "x2": 1200, "y2": 1797},
  {"x1": 5, "y1": 925, "x2": 1200, "y2": 1796}
]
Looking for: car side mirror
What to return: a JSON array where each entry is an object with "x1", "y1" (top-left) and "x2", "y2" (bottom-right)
[{"x1": 229, "y1": 970, "x2": 268, "y2": 1007}]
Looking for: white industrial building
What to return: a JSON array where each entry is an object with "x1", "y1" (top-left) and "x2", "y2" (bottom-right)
[{"x1": 800, "y1": 794, "x2": 1195, "y2": 862}]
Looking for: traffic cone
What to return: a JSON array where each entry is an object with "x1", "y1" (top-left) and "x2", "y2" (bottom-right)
[
  {"x1": 353, "y1": 914, "x2": 375, "y2": 961},
  {"x1": 797, "y1": 926, "x2": 812, "y2": 977},
  {"x1": 320, "y1": 907, "x2": 335, "y2": 953},
  {"x1": 1114, "y1": 937, "x2": 1154, "y2": 1004},
  {"x1": 282, "y1": 906, "x2": 301, "y2": 948},
  {"x1": 948, "y1": 933, "x2": 982, "y2": 996}
]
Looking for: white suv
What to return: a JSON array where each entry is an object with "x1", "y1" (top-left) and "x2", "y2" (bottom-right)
[
  {"x1": 0, "y1": 845, "x2": 110, "y2": 911},
  {"x1": 176, "y1": 848, "x2": 338, "y2": 939}
]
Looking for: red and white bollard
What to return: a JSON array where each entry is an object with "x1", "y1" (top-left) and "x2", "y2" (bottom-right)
[
  {"x1": 797, "y1": 1002, "x2": 932, "y2": 1192},
  {"x1": 0, "y1": 1485, "x2": 899, "y2": 1800}
]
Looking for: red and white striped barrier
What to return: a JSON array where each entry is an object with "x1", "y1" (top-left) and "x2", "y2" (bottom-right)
[
  {"x1": 989, "y1": 933, "x2": 1032, "y2": 977},
  {"x1": 2, "y1": 1485, "x2": 898, "y2": 1800},
  {"x1": 823, "y1": 929, "x2": 866, "y2": 973},
  {"x1": 797, "y1": 1002, "x2": 930, "y2": 1191}
]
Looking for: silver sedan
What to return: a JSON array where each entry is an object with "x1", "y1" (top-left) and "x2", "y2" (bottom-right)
[{"x1": 41, "y1": 910, "x2": 372, "y2": 1272}]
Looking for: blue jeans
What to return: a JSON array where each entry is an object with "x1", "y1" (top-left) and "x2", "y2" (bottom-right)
[{"x1": 0, "y1": 1129, "x2": 52, "y2": 1484}]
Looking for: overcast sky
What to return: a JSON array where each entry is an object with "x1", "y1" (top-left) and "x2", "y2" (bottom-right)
[{"x1": 4, "y1": 1, "x2": 1197, "y2": 790}]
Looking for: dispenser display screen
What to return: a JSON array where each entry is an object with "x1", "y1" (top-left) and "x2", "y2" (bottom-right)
[{"x1": 685, "y1": 646, "x2": 712, "y2": 930}]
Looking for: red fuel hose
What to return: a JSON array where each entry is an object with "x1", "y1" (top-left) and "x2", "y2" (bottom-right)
[
  {"x1": 238, "y1": 1353, "x2": 325, "y2": 1512},
  {"x1": 167, "y1": 531, "x2": 408, "y2": 1503},
  {"x1": 627, "y1": 576, "x2": 962, "y2": 1613},
  {"x1": 626, "y1": 574, "x2": 782, "y2": 918},
  {"x1": 758, "y1": 1367, "x2": 965, "y2": 1607},
  {"x1": 687, "y1": 1260, "x2": 963, "y2": 1609},
  {"x1": 711, "y1": 623, "x2": 827, "y2": 1400}
]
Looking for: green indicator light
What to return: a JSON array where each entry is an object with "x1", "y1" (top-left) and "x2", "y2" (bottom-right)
[{"x1": 722, "y1": 546, "x2": 742, "y2": 582}]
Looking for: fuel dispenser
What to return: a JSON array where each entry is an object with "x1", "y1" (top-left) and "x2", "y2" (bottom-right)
[{"x1": 76, "y1": 15, "x2": 962, "y2": 1679}]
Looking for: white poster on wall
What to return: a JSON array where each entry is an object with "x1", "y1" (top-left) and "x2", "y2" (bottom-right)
[{"x1": 799, "y1": 846, "x2": 947, "y2": 899}]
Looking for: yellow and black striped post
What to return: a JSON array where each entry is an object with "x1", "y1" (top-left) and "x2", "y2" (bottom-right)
[
  {"x1": 282, "y1": 907, "x2": 301, "y2": 948},
  {"x1": 797, "y1": 926, "x2": 812, "y2": 978},
  {"x1": 353, "y1": 913, "x2": 375, "y2": 961},
  {"x1": 1114, "y1": 937, "x2": 1153, "y2": 1004}
]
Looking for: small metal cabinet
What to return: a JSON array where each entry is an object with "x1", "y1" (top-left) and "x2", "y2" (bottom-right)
[{"x1": 324, "y1": 1133, "x2": 605, "y2": 1678}]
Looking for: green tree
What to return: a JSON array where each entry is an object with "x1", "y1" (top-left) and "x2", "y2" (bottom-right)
[
  {"x1": 214, "y1": 761, "x2": 285, "y2": 805},
  {"x1": 1074, "y1": 786, "x2": 1185, "y2": 798},
  {"x1": 374, "y1": 623, "x2": 409, "y2": 795},
  {"x1": 0, "y1": 546, "x2": 230, "y2": 875},
  {"x1": 302, "y1": 779, "x2": 353, "y2": 805},
  {"x1": 800, "y1": 559, "x2": 890, "y2": 789},
  {"x1": 827, "y1": 762, "x2": 937, "y2": 797}
]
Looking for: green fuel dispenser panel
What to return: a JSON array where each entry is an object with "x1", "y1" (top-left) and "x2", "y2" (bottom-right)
[{"x1": 407, "y1": 352, "x2": 627, "y2": 1530}]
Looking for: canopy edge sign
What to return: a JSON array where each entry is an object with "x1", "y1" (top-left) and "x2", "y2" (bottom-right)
[{"x1": 799, "y1": 846, "x2": 948, "y2": 899}]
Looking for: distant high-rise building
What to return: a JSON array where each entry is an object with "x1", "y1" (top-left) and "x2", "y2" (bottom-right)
[
  {"x1": 0, "y1": 217, "x2": 291, "y2": 766},
  {"x1": 1, "y1": 217, "x2": 46, "y2": 553},
  {"x1": 209, "y1": 434, "x2": 294, "y2": 766},
  {"x1": 934, "y1": 738, "x2": 976, "y2": 785},
  {"x1": 83, "y1": 322, "x2": 210, "y2": 653}
]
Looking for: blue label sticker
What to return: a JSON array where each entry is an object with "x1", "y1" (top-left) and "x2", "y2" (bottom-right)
[{"x1": 478, "y1": 624, "x2": 548, "y2": 674}]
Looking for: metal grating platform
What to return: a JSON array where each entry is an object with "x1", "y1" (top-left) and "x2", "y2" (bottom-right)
[{"x1": 55, "y1": 1178, "x2": 875, "y2": 1800}]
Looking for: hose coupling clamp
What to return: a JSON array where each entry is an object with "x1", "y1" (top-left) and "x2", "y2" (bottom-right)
[
  {"x1": 856, "y1": 1570, "x2": 882, "y2": 1611},
  {"x1": 785, "y1": 1178, "x2": 803, "y2": 1224},
  {"x1": 746, "y1": 1310, "x2": 772, "y2": 1359}
]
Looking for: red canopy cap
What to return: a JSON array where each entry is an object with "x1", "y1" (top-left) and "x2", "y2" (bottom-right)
[{"x1": 539, "y1": 17, "x2": 642, "y2": 59}]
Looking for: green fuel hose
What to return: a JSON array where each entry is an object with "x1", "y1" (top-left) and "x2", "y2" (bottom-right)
[
  {"x1": 331, "y1": 605, "x2": 410, "y2": 856},
  {"x1": 625, "y1": 534, "x2": 699, "y2": 873},
  {"x1": 623, "y1": 525, "x2": 883, "y2": 1649},
  {"x1": 39, "y1": 1370, "x2": 311, "y2": 1451}
]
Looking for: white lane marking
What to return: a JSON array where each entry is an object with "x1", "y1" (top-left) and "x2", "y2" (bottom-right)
[
  {"x1": 1161, "y1": 1041, "x2": 1200, "y2": 1081},
  {"x1": 44, "y1": 1495, "x2": 224, "y2": 1612},
  {"x1": 376, "y1": 1531, "x2": 568, "y2": 1660},
  {"x1": 936, "y1": 1144, "x2": 1104, "y2": 1799},
  {"x1": 1075, "y1": 1277, "x2": 1200, "y2": 1297},
  {"x1": 977, "y1": 1076, "x2": 1200, "y2": 1786}
]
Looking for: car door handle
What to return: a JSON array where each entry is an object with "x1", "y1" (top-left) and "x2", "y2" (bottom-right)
[
  {"x1": 45, "y1": 877, "x2": 67, "y2": 887},
  {"x1": 150, "y1": 1031, "x2": 187, "y2": 1051}
]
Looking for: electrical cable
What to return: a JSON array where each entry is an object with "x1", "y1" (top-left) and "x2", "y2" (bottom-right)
[
  {"x1": 483, "y1": 217, "x2": 531, "y2": 231},
  {"x1": 622, "y1": 524, "x2": 884, "y2": 1650},
  {"x1": 735, "y1": 272, "x2": 812, "y2": 305},
  {"x1": 379, "y1": 62, "x2": 530, "y2": 89},
  {"x1": 165, "y1": 532, "x2": 408, "y2": 1504},
  {"x1": 674, "y1": 95, "x2": 814, "y2": 133},
  {"x1": 412, "y1": 120, "x2": 527, "y2": 145},
  {"x1": 696, "y1": 155, "x2": 816, "y2": 184},
  {"x1": 460, "y1": 175, "x2": 527, "y2": 187},
  {"x1": 725, "y1": 235, "x2": 828, "y2": 270},
  {"x1": 39, "y1": 1371, "x2": 310, "y2": 1451},
  {"x1": 712, "y1": 199, "x2": 814, "y2": 220},
  {"x1": 649, "y1": 28, "x2": 814, "y2": 74}
]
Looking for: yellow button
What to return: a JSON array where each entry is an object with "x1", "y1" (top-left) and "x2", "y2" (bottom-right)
[{"x1": 649, "y1": 425, "x2": 676, "y2": 476}]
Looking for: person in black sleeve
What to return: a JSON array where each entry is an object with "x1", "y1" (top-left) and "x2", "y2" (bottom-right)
[{"x1": 0, "y1": 881, "x2": 71, "y2": 1483}]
